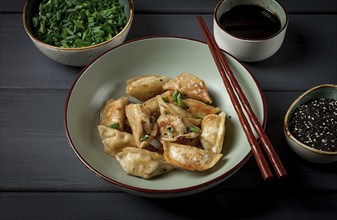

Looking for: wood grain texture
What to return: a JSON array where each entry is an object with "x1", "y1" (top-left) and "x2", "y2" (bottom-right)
[
  {"x1": 1, "y1": 191, "x2": 336, "y2": 220},
  {"x1": 1, "y1": 91, "x2": 336, "y2": 191},
  {"x1": 1, "y1": 14, "x2": 336, "y2": 90},
  {"x1": 1, "y1": 0, "x2": 337, "y2": 13},
  {"x1": 1, "y1": 1, "x2": 337, "y2": 219}
]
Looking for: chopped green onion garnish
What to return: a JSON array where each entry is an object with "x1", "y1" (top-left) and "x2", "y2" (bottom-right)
[
  {"x1": 177, "y1": 93, "x2": 184, "y2": 108},
  {"x1": 140, "y1": 134, "x2": 150, "y2": 142},
  {"x1": 109, "y1": 122, "x2": 120, "y2": 129},
  {"x1": 187, "y1": 127, "x2": 200, "y2": 133},
  {"x1": 172, "y1": 90, "x2": 179, "y2": 101},
  {"x1": 167, "y1": 127, "x2": 174, "y2": 133},
  {"x1": 31, "y1": 0, "x2": 127, "y2": 48}
]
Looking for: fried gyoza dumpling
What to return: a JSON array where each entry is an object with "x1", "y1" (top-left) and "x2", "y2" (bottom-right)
[
  {"x1": 98, "y1": 125, "x2": 136, "y2": 157},
  {"x1": 125, "y1": 103, "x2": 158, "y2": 149},
  {"x1": 142, "y1": 91, "x2": 173, "y2": 120},
  {"x1": 100, "y1": 97, "x2": 128, "y2": 131},
  {"x1": 163, "y1": 142, "x2": 222, "y2": 171},
  {"x1": 200, "y1": 112, "x2": 226, "y2": 154},
  {"x1": 157, "y1": 95, "x2": 192, "y2": 117},
  {"x1": 183, "y1": 98, "x2": 220, "y2": 119},
  {"x1": 174, "y1": 137, "x2": 201, "y2": 147},
  {"x1": 162, "y1": 73, "x2": 213, "y2": 104},
  {"x1": 115, "y1": 147, "x2": 175, "y2": 179},
  {"x1": 126, "y1": 75, "x2": 170, "y2": 101},
  {"x1": 157, "y1": 95, "x2": 202, "y2": 126},
  {"x1": 157, "y1": 114, "x2": 200, "y2": 142}
]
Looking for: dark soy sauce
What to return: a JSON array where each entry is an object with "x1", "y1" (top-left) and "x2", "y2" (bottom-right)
[{"x1": 219, "y1": 5, "x2": 281, "y2": 39}]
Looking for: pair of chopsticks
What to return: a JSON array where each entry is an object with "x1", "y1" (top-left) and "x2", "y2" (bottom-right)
[{"x1": 197, "y1": 16, "x2": 287, "y2": 181}]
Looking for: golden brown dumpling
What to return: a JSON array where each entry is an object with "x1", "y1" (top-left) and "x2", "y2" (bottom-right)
[
  {"x1": 126, "y1": 75, "x2": 170, "y2": 101},
  {"x1": 174, "y1": 137, "x2": 201, "y2": 147},
  {"x1": 125, "y1": 103, "x2": 158, "y2": 149},
  {"x1": 142, "y1": 96, "x2": 159, "y2": 115},
  {"x1": 100, "y1": 97, "x2": 128, "y2": 131},
  {"x1": 183, "y1": 98, "x2": 220, "y2": 119},
  {"x1": 157, "y1": 95, "x2": 202, "y2": 126},
  {"x1": 97, "y1": 125, "x2": 136, "y2": 157},
  {"x1": 200, "y1": 112, "x2": 226, "y2": 154},
  {"x1": 163, "y1": 142, "x2": 222, "y2": 171},
  {"x1": 115, "y1": 147, "x2": 175, "y2": 179},
  {"x1": 162, "y1": 73, "x2": 213, "y2": 104},
  {"x1": 142, "y1": 91, "x2": 173, "y2": 120},
  {"x1": 157, "y1": 95, "x2": 192, "y2": 117},
  {"x1": 157, "y1": 114, "x2": 200, "y2": 142}
]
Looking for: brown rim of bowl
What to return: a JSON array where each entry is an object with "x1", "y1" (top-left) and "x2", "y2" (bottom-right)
[
  {"x1": 213, "y1": 0, "x2": 289, "y2": 41},
  {"x1": 284, "y1": 84, "x2": 337, "y2": 156},
  {"x1": 22, "y1": 0, "x2": 134, "y2": 51},
  {"x1": 64, "y1": 36, "x2": 267, "y2": 196}
]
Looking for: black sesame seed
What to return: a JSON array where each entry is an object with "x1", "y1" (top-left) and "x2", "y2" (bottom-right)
[{"x1": 289, "y1": 98, "x2": 337, "y2": 152}]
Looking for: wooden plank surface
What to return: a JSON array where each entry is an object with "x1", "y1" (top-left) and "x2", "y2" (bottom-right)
[
  {"x1": 1, "y1": 191, "x2": 336, "y2": 220},
  {"x1": 1, "y1": 14, "x2": 336, "y2": 91},
  {"x1": 1, "y1": 90, "x2": 336, "y2": 191},
  {"x1": 1, "y1": 0, "x2": 337, "y2": 219},
  {"x1": 1, "y1": 0, "x2": 337, "y2": 13}
]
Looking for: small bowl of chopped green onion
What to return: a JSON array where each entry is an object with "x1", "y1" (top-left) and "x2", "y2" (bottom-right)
[
  {"x1": 23, "y1": 0, "x2": 134, "y2": 66},
  {"x1": 284, "y1": 84, "x2": 337, "y2": 164}
]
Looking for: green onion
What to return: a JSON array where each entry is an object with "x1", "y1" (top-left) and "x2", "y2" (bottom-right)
[
  {"x1": 167, "y1": 127, "x2": 174, "y2": 133},
  {"x1": 31, "y1": 0, "x2": 127, "y2": 48},
  {"x1": 109, "y1": 122, "x2": 120, "y2": 129},
  {"x1": 172, "y1": 90, "x2": 179, "y2": 101},
  {"x1": 187, "y1": 127, "x2": 200, "y2": 133},
  {"x1": 140, "y1": 134, "x2": 150, "y2": 142},
  {"x1": 177, "y1": 93, "x2": 184, "y2": 108}
]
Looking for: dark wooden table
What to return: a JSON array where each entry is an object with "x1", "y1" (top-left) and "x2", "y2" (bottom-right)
[{"x1": 1, "y1": 0, "x2": 336, "y2": 219}]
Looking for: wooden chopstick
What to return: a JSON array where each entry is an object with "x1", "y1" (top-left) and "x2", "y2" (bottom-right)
[
  {"x1": 197, "y1": 19, "x2": 287, "y2": 180},
  {"x1": 197, "y1": 16, "x2": 287, "y2": 180}
]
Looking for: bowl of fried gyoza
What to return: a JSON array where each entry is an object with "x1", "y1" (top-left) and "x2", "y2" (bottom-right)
[{"x1": 65, "y1": 37, "x2": 266, "y2": 197}]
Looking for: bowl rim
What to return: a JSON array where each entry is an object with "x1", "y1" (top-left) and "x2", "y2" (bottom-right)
[
  {"x1": 284, "y1": 84, "x2": 337, "y2": 156},
  {"x1": 213, "y1": 0, "x2": 289, "y2": 42},
  {"x1": 64, "y1": 36, "x2": 268, "y2": 196},
  {"x1": 22, "y1": 0, "x2": 134, "y2": 51}
]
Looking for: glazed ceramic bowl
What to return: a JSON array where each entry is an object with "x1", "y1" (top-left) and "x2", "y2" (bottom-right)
[
  {"x1": 213, "y1": 0, "x2": 288, "y2": 62},
  {"x1": 284, "y1": 84, "x2": 337, "y2": 164},
  {"x1": 23, "y1": 0, "x2": 134, "y2": 66},
  {"x1": 65, "y1": 37, "x2": 267, "y2": 197}
]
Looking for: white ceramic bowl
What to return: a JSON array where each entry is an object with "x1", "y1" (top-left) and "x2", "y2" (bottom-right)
[
  {"x1": 65, "y1": 37, "x2": 267, "y2": 197},
  {"x1": 23, "y1": 0, "x2": 134, "y2": 66},
  {"x1": 284, "y1": 84, "x2": 337, "y2": 164},
  {"x1": 213, "y1": 0, "x2": 288, "y2": 62}
]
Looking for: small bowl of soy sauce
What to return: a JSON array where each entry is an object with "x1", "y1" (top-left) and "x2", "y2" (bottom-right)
[
  {"x1": 213, "y1": 0, "x2": 288, "y2": 62},
  {"x1": 284, "y1": 84, "x2": 337, "y2": 164}
]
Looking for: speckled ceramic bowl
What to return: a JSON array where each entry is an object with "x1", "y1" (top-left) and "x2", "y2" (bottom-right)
[
  {"x1": 284, "y1": 84, "x2": 337, "y2": 163},
  {"x1": 23, "y1": 0, "x2": 134, "y2": 66},
  {"x1": 65, "y1": 37, "x2": 267, "y2": 197}
]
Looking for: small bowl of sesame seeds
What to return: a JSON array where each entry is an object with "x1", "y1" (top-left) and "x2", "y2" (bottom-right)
[{"x1": 284, "y1": 84, "x2": 337, "y2": 163}]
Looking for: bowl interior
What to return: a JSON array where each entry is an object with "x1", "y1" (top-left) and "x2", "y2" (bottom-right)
[
  {"x1": 24, "y1": 0, "x2": 40, "y2": 34},
  {"x1": 214, "y1": 0, "x2": 288, "y2": 36},
  {"x1": 23, "y1": 0, "x2": 133, "y2": 48},
  {"x1": 65, "y1": 37, "x2": 266, "y2": 196},
  {"x1": 286, "y1": 85, "x2": 337, "y2": 124},
  {"x1": 285, "y1": 84, "x2": 337, "y2": 154}
]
